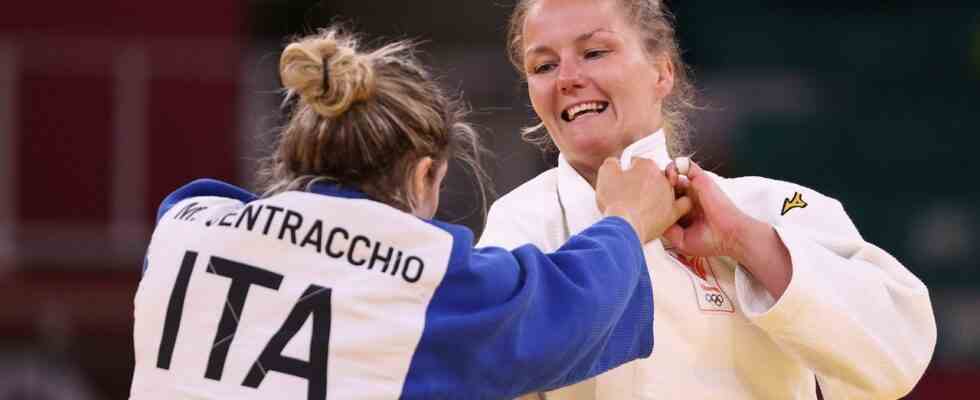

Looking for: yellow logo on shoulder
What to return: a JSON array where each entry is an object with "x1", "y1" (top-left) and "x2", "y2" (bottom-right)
[{"x1": 781, "y1": 192, "x2": 807, "y2": 216}]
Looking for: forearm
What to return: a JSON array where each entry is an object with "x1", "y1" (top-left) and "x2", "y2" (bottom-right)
[{"x1": 731, "y1": 217, "x2": 792, "y2": 299}]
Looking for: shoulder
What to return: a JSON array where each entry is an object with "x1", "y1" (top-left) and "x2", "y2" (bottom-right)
[
  {"x1": 718, "y1": 175, "x2": 843, "y2": 213},
  {"x1": 717, "y1": 174, "x2": 861, "y2": 239},
  {"x1": 490, "y1": 168, "x2": 559, "y2": 213},
  {"x1": 156, "y1": 178, "x2": 257, "y2": 222},
  {"x1": 479, "y1": 168, "x2": 565, "y2": 249},
  {"x1": 426, "y1": 219, "x2": 476, "y2": 261}
]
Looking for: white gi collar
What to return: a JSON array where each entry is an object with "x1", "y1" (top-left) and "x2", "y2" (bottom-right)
[{"x1": 556, "y1": 129, "x2": 670, "y2": 236}]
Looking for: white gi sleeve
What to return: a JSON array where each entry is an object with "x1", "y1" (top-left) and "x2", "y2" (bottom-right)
[{"x1": 730, "y1": 178, "x2": 937, "y2": 399}]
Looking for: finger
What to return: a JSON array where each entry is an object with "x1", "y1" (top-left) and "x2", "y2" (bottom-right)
[
  {"x1": 683, "y1": 161, "x2": 712, "y2": 196},
  {"x1": 665, "y1": 161, "x2": 678, "y2": 187},
  {"x1": 675, "y1": 157, "x2": 691, "y2": 176},
  {"x1": 641, "y1": 158, "x2": 672, "y2": 185},
  {"x1": 685, "y1": 159, "x2": 705, "y2": 180},
  {"x1": 683, "y1": 161, "x2": 741, "y2": 220},
  {"x1": 671, "y1": 174, "x2": 691, "y2": 199},
  {"x1": 673, "y1": 195, "x2": 693, "y2": 221},
  {"x1": 629, "y1": 158, "x2": 669, "y2": 188}
]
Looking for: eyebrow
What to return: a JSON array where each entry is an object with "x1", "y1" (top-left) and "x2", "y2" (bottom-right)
[{"x1": 524, "y1": 28, "x2": 615, "y2": 58}]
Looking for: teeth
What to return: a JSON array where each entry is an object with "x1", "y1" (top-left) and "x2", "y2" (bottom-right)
[{"x1": 564, "y1": 102, "x2": 607, "y2": 122}]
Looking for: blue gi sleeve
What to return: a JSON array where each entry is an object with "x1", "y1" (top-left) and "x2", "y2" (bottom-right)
[
  {"x1": 156, "y1": 178, "x2": 257, "y2": 222},
  {"x1": 402, "y1": 216, "x2": 653, "y2": 400}
]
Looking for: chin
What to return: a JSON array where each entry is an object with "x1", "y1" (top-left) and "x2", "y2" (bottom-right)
[{"x1": 569, "y1": 135, "x2": 619, "y2": 160}]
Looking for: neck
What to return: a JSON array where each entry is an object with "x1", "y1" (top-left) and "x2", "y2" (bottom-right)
[
  {"x1": 569, "y1": 161, "x2": 600, "y2": 188},
  {"x1": 565, "y1": 127, "x2": 667, "y2": 188}
]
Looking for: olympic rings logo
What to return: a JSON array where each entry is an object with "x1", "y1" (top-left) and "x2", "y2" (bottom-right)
[{"x1": 704, "y1": 293, "x2": 725, "y2": 307}]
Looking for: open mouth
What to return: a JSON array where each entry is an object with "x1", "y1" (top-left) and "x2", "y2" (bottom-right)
[{"x1": 561, "y1": 101, "x2": 609, "y2": 122}]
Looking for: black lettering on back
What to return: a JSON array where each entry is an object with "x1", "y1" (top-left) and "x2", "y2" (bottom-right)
[
  {"x1": 262, "y1": 206, "x2": 285, "y2": 235},
  {"x1": 300, "y1": 220, "x2": 324, "y2": 252},
  {"x1": 235, "y1": 204, "x2": 264, "y2": 231},
  {"x1": 347, "y1": 235, "x2": 371, "y2": 266},
  {"x1": 203, "y1": 257, "x2": 284, "y2": 381},
  {"x1": 402, "y1": 256, "x2": 425, "y2": 283},
  {"x1": 174, "y1": 202, "x2": 207, "y2": 221},
  {"x1": 242, "y1": 285, "x2": 332, "y2": 400},
  {"x1": 157, "y1": 251, "x2": 198, "y2": 369},
  {"x1": 325, "y1": 227, "x2": 348, "y2": 258},
  {"x1": 278, "y1": 210, "x2": 304, "y2": 245}
]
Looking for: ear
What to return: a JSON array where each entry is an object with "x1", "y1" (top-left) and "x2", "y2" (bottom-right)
[
  {"x1": 412, "y1": 156, "x2": 436, "y2": 201},
  {"x1": 653, "y1": 54, "x2": 675, "y2": 99},
  {"x1": 410, "y1": 156, "x2": 443, "y2": 218}
]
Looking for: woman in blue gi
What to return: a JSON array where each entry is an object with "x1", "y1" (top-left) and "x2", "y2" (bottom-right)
[{"x1": 129, "y1": 26, "x2": 691, "y2": 400}]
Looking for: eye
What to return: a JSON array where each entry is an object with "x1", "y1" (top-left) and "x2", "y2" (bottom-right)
[
  {"x1": 584, "y1": 49, "x2": 609, "y2": 60},
  {"x1": 531, "y1": 62, "x2": 557, "y2": 75}
]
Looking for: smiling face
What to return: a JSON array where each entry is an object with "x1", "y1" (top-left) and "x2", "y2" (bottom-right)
[{"x1": 522, "y1": 0, "x2": 674, "y2": 183}]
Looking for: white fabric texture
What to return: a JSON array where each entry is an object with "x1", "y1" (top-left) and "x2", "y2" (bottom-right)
[
  {"x1": 479, "y1": 130, "x2": 936, "y2": 400},
  {"x1": 133, "y1": 192, "x2": 452, "y2": 400}
]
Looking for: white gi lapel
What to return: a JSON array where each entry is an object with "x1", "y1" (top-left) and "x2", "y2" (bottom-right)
[
  {"x1": 619, "y1": 129, "x2": 671, "y2": 171},
  {"x1": 555, "y1": 129, "x2": 673, "y2": 238},
  {"x1": 556, "y1": 154, "x2": 603, "y2": 237}
]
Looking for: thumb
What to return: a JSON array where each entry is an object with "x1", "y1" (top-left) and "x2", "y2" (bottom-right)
[
  {"x1": 685, "y1": 160, "x2": 719, "y2": 194},
  {"x1": 685, "y1": 160, "x2": 724, "y2": 204},
  {"x1": 682, "y1": 160, "x2": 715, "y2": 200}
]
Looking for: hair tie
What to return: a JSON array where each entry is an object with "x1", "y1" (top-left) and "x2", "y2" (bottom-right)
[{"x1": 322, "y1": 57, "x2": 330, "y2": 95}]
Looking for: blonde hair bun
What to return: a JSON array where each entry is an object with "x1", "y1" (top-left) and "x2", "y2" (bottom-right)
[{"x1": 279, "y1": 29, "x2": 376, "y2": 118}]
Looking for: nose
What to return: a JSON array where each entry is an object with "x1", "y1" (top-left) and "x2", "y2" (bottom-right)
[{"x1": 557, "y1": 60, "x2": 585, "y2": 93}]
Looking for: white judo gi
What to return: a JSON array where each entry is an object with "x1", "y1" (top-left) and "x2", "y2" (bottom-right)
[{"x1": 478, "y1": 130, "x2": 937, "y2": 399}]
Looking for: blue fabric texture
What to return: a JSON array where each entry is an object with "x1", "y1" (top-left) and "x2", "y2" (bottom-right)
[
  {"x1": 156, "y1": 178, "x2": 258, "y2": 222},
  {"x1": 151, "y1": 179, "x2": 654, "y2": 400},
  {"x1": 401, "y1": 218, "x2": 652, "y2": 400}
]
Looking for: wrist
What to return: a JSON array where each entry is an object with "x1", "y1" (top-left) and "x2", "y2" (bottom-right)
[
  {"x1": 730, "y1": 216, "x2": 772, "y2": 266},
  {"x1": 730, "y1": 216, "x2": 793, "y2": 299},
  {"x1": 604, "y1": 207, "x2": 643, "y2": 242}
]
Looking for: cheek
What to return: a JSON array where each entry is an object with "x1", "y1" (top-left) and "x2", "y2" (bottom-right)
[
  {"x1": 616, "y1": 70, "x2": 661, "y2": 110},
  {"x1": 527, "y1": 81, "x2": 553, "y2": 115}
]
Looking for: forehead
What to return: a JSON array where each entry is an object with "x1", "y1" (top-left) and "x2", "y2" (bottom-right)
[{"x1": 523, "y1": 0, "x2": 631, "y2": 50}]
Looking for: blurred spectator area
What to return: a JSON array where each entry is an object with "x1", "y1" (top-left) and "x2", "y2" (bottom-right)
[
  {"x1": 1, "y1": 0, "x2": 980, "y2": 398},
  {"x1": 0, "y1": 1, "x2": 242, "y2": 399}
]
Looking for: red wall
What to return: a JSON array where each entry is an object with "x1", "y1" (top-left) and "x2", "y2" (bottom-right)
[
  {"x1": 3, "y1": 1, "x2": 242, "y2": 238},
  {"x1": 0, "y1": 2, "x2": 243, "y2": 397}
]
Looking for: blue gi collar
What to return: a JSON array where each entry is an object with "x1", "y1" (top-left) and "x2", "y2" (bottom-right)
[
  {"x1": 306, "y1": 181, "x2": 440, "y2": 223},
  {"x1": 308, "y1": 181, "x2": 372, "y2": 200}
]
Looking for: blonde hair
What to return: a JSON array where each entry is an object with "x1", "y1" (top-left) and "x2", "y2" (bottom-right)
[
  {"x1": 259, "y1": 26, "x2": 490, "y2": 214},
  {"x1": 507, "y1": 0, "x2": 696, "y2": 157}
]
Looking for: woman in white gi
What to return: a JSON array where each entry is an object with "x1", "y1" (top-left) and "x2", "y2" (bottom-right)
[
  {"x1": 478, "y1": 0, "x2": 938, "y2": 399},
  {"x1": 129, "y1": 26, "x2": 692, "y2": 400}
]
